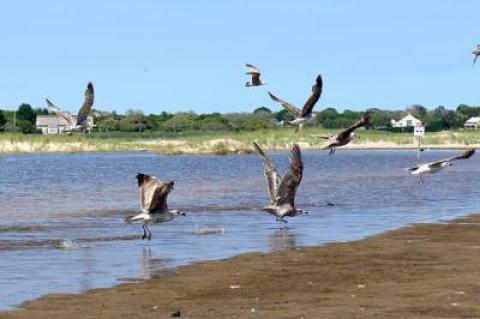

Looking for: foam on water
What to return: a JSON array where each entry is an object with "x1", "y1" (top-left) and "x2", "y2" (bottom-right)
[
  {"x1": 195, "y1": 227, "x2": 226, "y2": 235},
  {"x1": 58, "y1": 239, "x2": 77, "y2": 249}
]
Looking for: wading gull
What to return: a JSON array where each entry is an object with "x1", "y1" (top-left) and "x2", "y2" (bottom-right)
[
  {"x1": 125, "y1": 173, "x2": 185, "y2": 240},
  {"x1": 46, "y1": 82, "x2": 95, "y2": 133},
  {"x1": 407, "y1": 149, "x2": 475, "y2": 184},
  {"x1": 245, "y1": 64, "x2": 266, "y2": 87},
  {"x1": 315, "y1": 112, "x2": 370, "y2": 154},
  {"x1": 253, "y1": 142, "x2": 306, "y2": 225},
  {"x1": 268, "y1": 74, "x2": 322, "y2": 132}
]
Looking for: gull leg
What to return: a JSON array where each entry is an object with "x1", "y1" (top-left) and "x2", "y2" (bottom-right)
[
  {"x1": 146, "y1": 225, "x2": 152, "y2": 241},
  {"x1": 142, "y1": 224, "x2": 147, "y2": 240},
  {"x1": 417, "y1": 174, "x2": 424, "y2": 185},
  {"x1": 275, "y1": 217, "x2": 288, "y2": 229},
  {"x1": 329, "y1": 147, "x2": 335, "y2": 155}
]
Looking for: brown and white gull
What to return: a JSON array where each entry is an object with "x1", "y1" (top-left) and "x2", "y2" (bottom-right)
[
  {"x1": 268, "y1": 75, "x2": 322, "y2": 131},
  {"x1": 253, "y1": 142, "x2": 306, "y2": 224},
  {"x1": 125, "y1": 173, "x2": 185, "y2": 240},
  {"x1": 407, "y1": 149, "x2": 475, "y2": 184},
  {"x1": 46, "y1": 82, "x2": 95, "y2": 133},
  {"x1": 315, "y1": 112, "x2": 370, "y2": 154},
  {"x1": 245, "y1": 64, "x2": 266, "y2": 87},
  {"x1": 473, "y1": 44, "x2": 480, "y2": 65}
]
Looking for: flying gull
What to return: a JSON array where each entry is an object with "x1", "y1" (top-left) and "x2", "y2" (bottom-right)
[
  {"x1": 125, "y1": 173, "x2": 185, "y2": 240},
  {"x1": 473, "y1": 44, "x2": 480, "y2": 65},
  {"x1": 253, "y1": 142, "x2": 307, "y2": 224},
  {"x1": 407, "y1": 149, "x2": 475, "y2": 184},
  {"x1": 46, "y1": 82, "x2": 95, "y2": 133},
  {"x1": 245, "y1": 64, "x2": 266, "y2": 87},
  {"x1": 315, "y1": 112, "x2": 370, "y2": 154},
  {"x1": 268, "y1": 74, "x2": 322, "y2": 131}
]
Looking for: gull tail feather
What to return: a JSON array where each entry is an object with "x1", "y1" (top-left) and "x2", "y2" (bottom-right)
[
  {"x1": 311, "y1": 134, "x2": 331, "y2": 140},
  {"x1": 125, "y1": 213, "x2": 148, "y2": 224}
]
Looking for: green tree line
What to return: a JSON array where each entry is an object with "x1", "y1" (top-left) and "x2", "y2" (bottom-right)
[{"x1": 1, "y1": 103, "x2": 480, "y2": 134}]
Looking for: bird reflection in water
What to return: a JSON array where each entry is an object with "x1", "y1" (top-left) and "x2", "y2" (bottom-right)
[
  {"x1": 269, "y1": 229, "x2": 297, "y2": 251},
  {"x1": 140, "y1": 247, "x2": 173, "y2": 279}
]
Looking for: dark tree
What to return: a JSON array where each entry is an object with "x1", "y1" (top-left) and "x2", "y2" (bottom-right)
[
  {"x1": 275, "y1": 109, "x2": 294, "y2": 122},
  {"x1": 0, "y1": 110, "x2": 6, "y2": 130},
  {"x1": 253, "y1": 106, "x2": 272, "y2": 114},
  {"x1": 17, "y1": 104, "x2": 36, "y2": 124},
  {"x1": 408, "y1": 104, "x2": 427, "y2": 122},
  {"x1": 34, "y1": 107, "x2": 49, "y2": 115}
]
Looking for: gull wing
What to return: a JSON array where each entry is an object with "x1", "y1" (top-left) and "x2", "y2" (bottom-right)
[
  {"x1": 429, "y1": 149, "x2": 475, "y2": 167},
  {"x1": 406, "y1": 164, "x2": 420, "y2": 171},
  {"x1": 336, "y1": 112, "x2": 370, "y2": 141},
  {"x1": 45, "y1": 98, "x2": 75, "y2": 125},
  {"x1": 301, "y1": 74, "x2": 323, "y2": 117},
  {"x1": 275, "y1": 144, "x2": 303, "y2": 206},
  {"x1": 137, "y1": 173, "x2": 169, "y2": 213},
  {"x1": 253, "y1": 142, "x2": 282, "y2": 205},
  {"x1": 268, "y1": 91, "x2": 302, "y2": 118},
  {"x1": 246, "y1": 63, "x2": 261, "y2": 74},
  {"x1": 76, "y1": 82, "x2": 94, "y2": 127}
]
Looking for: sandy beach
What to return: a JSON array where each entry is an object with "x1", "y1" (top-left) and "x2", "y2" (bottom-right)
[
  {"x1": 2, "y1": 128, "x2": 480, "y2": 155},
  {"x1": 1, "y1": 138, "x2": 479, "y2": 155},
  {"x1": 2, "y1": 215, "x2": 480, "y2": 319}
]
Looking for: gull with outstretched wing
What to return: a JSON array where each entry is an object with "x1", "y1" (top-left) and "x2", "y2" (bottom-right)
[
  {"x1": 315, "y1": 112, "x2": 370, "y2": 154},
  {"x1": 245, "y1": 64, "x2": 266, "y2": 87},
  {"x1": 253, "y1": 142, "x2": 306, "y2": 224},
  {"x1": 473, "y1": 44, "x2": 480, "y2": 65},
  {"x1": 268, "y1": 74, "x2": 322, "y2": 131},
  {"x1": 125, "y1": 173, "x2": 185, "y2": 240},
  {"x1": 46, "y1": 82, "x2": 95, "y2": 133},
  {"x1": 407, "y1": 149, "x2": 475, "y2": 184}
]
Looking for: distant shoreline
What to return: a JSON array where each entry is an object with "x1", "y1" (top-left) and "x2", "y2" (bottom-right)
[
  {"x1": 2, "y1": 214, "x2": 480, "y2": 318},
  {"x1": 0, "y1": 141, "x2": 478, "y2": 155},
  {"x1": 1, "y1": 128, "x2": 479, "y2": 155}
]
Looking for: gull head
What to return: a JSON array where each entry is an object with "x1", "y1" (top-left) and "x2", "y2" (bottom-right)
[
  {"x1": 170, "y1": 209, "x2": 186, "y2": 217},
  {"x1": 296, "y1": 208, "x2": 308, "y2": 216}
]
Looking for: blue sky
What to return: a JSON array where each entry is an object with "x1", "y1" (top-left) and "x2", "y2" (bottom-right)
[{"x1": 0, "y1": 1, "x2": 479, "y2": 114}]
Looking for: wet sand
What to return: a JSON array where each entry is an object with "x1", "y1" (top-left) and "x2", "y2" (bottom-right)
[{"x1": 3, "y1": 215, "x2": 480, "y2": 319}]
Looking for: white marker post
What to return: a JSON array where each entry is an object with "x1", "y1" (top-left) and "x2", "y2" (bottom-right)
[{"x1": 413, "y1": 124, "x2": 425, "y2": 160}]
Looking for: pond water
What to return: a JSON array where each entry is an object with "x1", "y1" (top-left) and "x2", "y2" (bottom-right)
[{"x1": 0, "y1": 150, "x2": 479, "y2": 310}]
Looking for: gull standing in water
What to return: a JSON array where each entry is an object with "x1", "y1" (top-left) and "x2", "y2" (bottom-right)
[
  {"x1": 268, "y1": 74, "x2": 322, "y2": 132},
  {"x1": 473, "y1": 44, "x2": 480, "y2": 65},
  {"x1": 407, "y1": 149, "x2": 475, "y2": 184},
  {"x1": 245, "y1": 64, "x2": 266, "y2": 87},
  {"x1": 315, "y1": 112, "x2": 370, "y2": 154},
  {"x1": 253, "y1": 142, "x2": 307, "y2": 225},
  {"x1": 46, "y1": 82, "x2": 95, "y2": 133},
  {"x1": 125, "y1": 173, "x2": 185, "y2": 240}
]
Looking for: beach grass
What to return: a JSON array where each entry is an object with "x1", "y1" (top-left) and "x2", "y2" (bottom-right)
[{"x1": 1, "y1": 128, "x2": 480, "y2": 154}]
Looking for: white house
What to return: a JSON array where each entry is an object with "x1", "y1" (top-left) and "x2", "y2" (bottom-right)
[
  {"x1": 390, "y1": 113, "x2": 422, "y2": 128},
  {"x1": 36, "y1": 115, "x2": 93, "y2": 134},
  {"x1": 464, "y1": 117, "x2": 480, "y2": 129}
]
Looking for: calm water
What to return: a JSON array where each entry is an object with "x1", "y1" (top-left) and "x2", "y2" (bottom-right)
[{"x1": 0, "y1": 150, "x2": 479, "y2": 310}]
